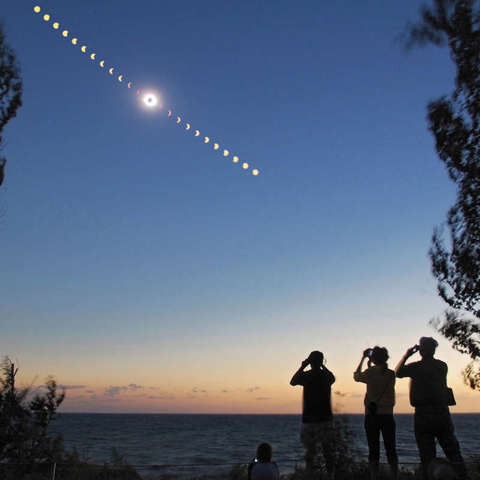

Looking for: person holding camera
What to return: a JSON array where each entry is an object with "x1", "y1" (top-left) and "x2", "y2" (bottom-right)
[
  {"x1": 354, "y1": 346, "x2": 397, "y2": 480},
  {"x1": 396, "y1": 337, "x2": 468, "y2": 480},
  {"x1": 290, "y1": 351, "x2": 336, "y2": 477},
  {"x1": 247, "y1": 443, "x2": 279, "y2": 480}
]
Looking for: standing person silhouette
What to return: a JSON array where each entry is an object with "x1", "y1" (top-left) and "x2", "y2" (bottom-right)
[
  {"x1": 396, "y1": 337, "x2": 468, "y2": 480},
  {"x1": 290, "y1": 351, "x2": 336, "y2": 478},
  {"x1": 354, "y1": 346, "x2": 398, "y2": 480}
]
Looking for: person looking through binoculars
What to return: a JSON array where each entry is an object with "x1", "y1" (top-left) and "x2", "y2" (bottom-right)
[
  {"x1": 290, "y1": 351, "x2": 336, "y2": 478},
  {"x1": 396, "y1": 337, "x2": 468, "y2": 480},
  {"x1": 354, "y1": 346, "x2": 398, "y2": 480}
]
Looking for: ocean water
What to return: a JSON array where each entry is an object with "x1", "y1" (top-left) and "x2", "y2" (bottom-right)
[{"x1": 50, "y1": 413, "x2": 480, "y2": 478}]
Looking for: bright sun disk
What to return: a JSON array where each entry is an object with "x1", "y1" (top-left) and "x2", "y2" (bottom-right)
[{"x1": 143, "y1": 94, "x2": 158, "y2": 108}]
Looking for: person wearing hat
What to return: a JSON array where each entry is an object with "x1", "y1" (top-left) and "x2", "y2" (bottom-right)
[
  {"x1": 290, "y1": 351, "x2": 336, "y2": 477},
  {"x1": 396, "y1": 337, "x2": 468, "y2": 480},
  {"x1": 354, "y1": 346, "x2": 398, "y2": 480}
]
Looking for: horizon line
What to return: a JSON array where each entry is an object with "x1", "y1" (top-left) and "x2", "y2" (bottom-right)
[{"x1": 56, "y1": 411, "x2": 480, "y2": 415}]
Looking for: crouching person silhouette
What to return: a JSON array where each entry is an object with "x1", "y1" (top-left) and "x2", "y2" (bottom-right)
[
  {"x1": 247, "y1": 443, "x2": 279, "y2": 480},
  {"x1": 290, "y1": 351, "x2": 336, "y2": 478}
]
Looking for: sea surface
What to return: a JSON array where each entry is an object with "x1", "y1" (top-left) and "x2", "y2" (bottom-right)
[{"x1": 50, "y1": 413, "x2": 480, "y2": 478}]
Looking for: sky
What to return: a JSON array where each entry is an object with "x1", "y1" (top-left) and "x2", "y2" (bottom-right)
[{"x1": 1, "y1": 0, "x2": 478, "y2": 414}]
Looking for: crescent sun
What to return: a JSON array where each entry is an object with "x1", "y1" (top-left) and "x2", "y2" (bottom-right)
[
  {"x1": 195, "y1": 130, "x2": 200, "y2": 136},
  {"x1": 186, "y1": 123, "x2": 191, "y2": 130}
]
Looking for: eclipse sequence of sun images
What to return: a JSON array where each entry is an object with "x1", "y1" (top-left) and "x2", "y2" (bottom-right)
[{"x1": 33, "y1": 4, "x2": 259, "y2": 177}]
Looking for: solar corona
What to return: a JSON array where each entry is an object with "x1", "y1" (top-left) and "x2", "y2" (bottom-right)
[
  {"x1": 32, "y1": 4, "x2": 260, "y2": 176},
  {"x1": 143, "y1": 94, "x2": 158, "y2": 108}
]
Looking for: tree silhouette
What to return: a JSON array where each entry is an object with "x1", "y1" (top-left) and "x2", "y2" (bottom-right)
[
  {"x1": 405, "y1": 0, "x2": 480, "y2": 390},
  {"x1": 0, "y1": 24, "x2": 23, "y2": 187},
  {"x1": 0, "y1": 358, "x2": 65, "y2": 479}
]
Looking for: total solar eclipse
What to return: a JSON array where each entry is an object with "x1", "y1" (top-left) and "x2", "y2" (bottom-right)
[{"x1": 143, "y1": 93, "x2": 158, "y2": 108}]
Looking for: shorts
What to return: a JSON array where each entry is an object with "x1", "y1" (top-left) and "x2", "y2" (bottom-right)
[{"x1": 301, "y1": 420, "x2": 335, "y2": 447}]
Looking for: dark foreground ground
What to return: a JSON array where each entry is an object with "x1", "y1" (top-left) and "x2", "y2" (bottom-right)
[{"x1": 2, "y1": 457, "x2": 480, "y2": 480}]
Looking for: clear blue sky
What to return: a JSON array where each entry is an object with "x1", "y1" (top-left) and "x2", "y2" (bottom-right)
[{"x1": 1, "y1": 1, "x2": 476, "y2": 412}]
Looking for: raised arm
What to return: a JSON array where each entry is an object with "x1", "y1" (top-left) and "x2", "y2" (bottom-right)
[
  {"x1": 322, "y1": 365, "x2": 335, "y2": 384},
  {"x1": 290, "y1": 359, "x2": 309, "y2": 386},
  {"x1": 353, "y1": 350, "x2": 369, "y2": 382},
  {"x1": 395, "y1": 346, "x2": 418, "y2": 377}
]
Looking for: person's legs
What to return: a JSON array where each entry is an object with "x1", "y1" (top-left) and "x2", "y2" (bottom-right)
[
  {"x1": 380, "y1": 414, "x2": 398, "y2": 480},
  {"x1": 365, "y1": 415, "x2": 381, "y2": 480},
  {"x1": 301, "y1": 424, "x2": 316, "y2": 471},
  {"x1": 302, "y1": 421, "x2": 338, "y2": 478},
  {"x1": 414, "y1": 412, "x2": 437, "y2": 480},
  {"x1": 319, "y1": 421, "x2": 336, "y2": 480},
  {"x1": 435, "y1": 412, "x2": 468, "y2": 480}
]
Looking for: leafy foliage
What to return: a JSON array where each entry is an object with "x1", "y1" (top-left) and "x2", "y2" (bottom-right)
[
  {"x1": 406, "y1": 0, "x2": 480, "y2": 389},
  {"x1": 0, "y1": 358, "x2": 145, "y2": 479},
  {"x1": 432, "y1": 309, "x2": 480, "y2": 388},
  {"x1": 0, "y1": 357, "x2": 65, "y2": 479},
  {"x1": 0, "y1": 23, "x2": 23, "y2": 186}
]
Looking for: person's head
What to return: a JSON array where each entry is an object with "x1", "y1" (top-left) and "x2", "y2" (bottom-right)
[
  {"x1": 370, "y1": 346, "x2": 389, "y2": 366},
  {"x1": 256, "y1": 442, "x2": 272, "y2": 463},
  {"x1": 419, "y1": 337, "x2": 438, "y2": 359},
  {"x1": 427, "y1": 458, "x2": 458, "y2": 480},
  {"x1": 308, "y1": 351, "x2": 324, "y2": 369}
]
